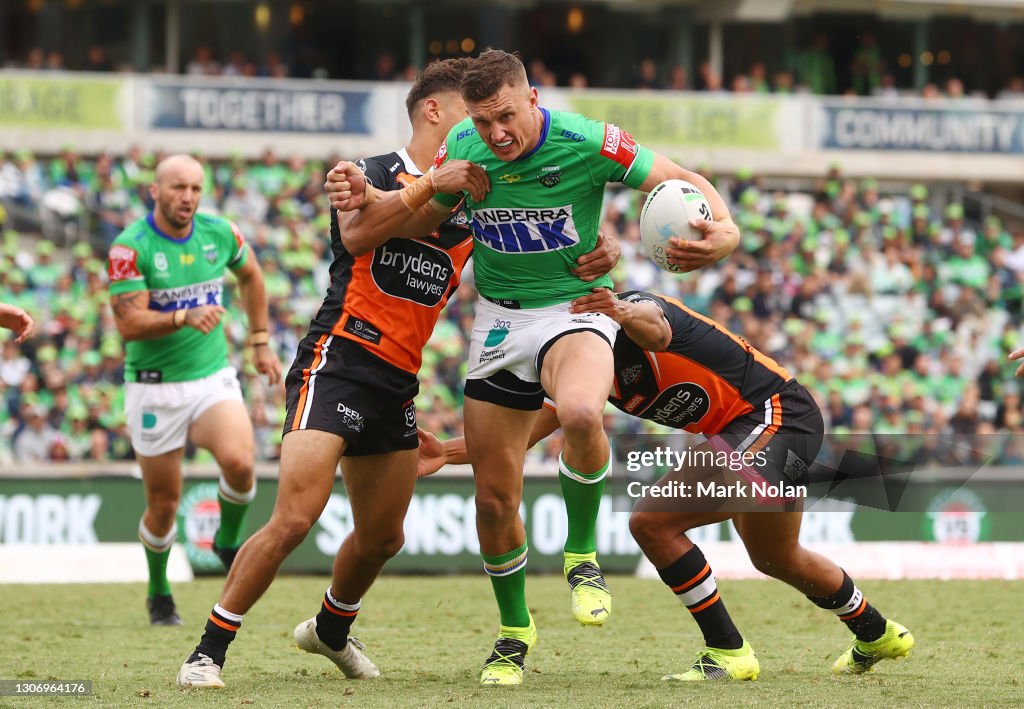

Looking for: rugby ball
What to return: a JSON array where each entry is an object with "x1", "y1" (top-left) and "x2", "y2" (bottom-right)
[{"x1": 639, "y1": 179, "x2": 712, "y2": 272}]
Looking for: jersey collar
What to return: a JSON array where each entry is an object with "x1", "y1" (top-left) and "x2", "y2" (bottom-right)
[
  {"x1": 146, "y1": 212, "x2": 194, "y2": 243},
  {"x1": 515, "y1": 108, "x2": 551, "y2": 163}
]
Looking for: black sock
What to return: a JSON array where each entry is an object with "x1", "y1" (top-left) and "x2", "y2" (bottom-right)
[
  {"x1": 189, "y1": 604, "x2": 241, "y2": 667},
  {"x1": 807, "y1": 570, "x2": 887, "y2": 642},
  {"x1": 657, "y1": 546, "x2": 743, "y2": 650},
  {"x1": 314, "y1": 588, "x2": 360, "y2": 651}
]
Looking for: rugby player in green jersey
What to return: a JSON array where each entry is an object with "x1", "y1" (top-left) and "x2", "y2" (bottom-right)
[
  {"x1": 327, "y1": 49, "x2": 739, "y2": 685},
  {"x1": 108, "y1": 155, "x2": 281, "y2": 626}
]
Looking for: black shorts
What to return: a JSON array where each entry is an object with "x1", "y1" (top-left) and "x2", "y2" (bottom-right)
[
  {"x1": 710, "y1": 380, "x2": 823, "y2": 494},
  {"x1": 283, "y1": 334, "x2": 419, "y2": 457}
]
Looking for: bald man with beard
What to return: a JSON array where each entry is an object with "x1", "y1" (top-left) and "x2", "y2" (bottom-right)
[{"x1": 107, "y1": 154, "x2": 281, "y2": 626}]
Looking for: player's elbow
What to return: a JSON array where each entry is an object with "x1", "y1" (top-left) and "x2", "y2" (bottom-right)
[
  {"x1": 340, "y1": 230, "x2": 375, "y2": 257},
  {"x1": 650, "y1": 329, "x2": 672, "y2": 352},
  {"x1": 114, "y1": 318, "x2": 142, "y2": 342}
]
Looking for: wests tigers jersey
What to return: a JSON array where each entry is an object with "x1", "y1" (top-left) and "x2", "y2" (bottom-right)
[
  {"x1": 610, "y1": 291, "x2": 792, "y2": 435},
  {"x1": 306, "y1": 149, "x2": 472, "y2": 374}
]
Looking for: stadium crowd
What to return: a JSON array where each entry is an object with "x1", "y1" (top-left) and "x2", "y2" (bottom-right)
[
  {"x1": 2, "y1": 148, "x2": 1023, "y2": 466},
  {"x1": 7, "y1": 40, "x2": 1024, "y2": 100}
]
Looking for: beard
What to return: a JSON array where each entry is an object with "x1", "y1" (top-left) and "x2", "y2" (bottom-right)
[{"x1": 161, "y1": 203, "x2": 194, "y2": 230}]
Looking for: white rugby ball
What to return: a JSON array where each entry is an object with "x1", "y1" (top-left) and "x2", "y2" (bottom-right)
[{"x1": 639, "y1": 179, "x2": 712, "y2": 272}]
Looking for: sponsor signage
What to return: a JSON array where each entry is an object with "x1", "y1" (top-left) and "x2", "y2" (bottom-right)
[
  {"x1": 566, "y1": 93, "x2": 782, "y2": 151},
  {"x1": 1, "y1": 476, "x2": 1023, "y2": 576},
  {"x1": 0, "y1": 73, "x2": 125, "y2": 129},
  {"x1": 146, "y1": 80, "x2": 372, "y2": 133},
  {"x1": 822, "y1": 104, "x2": 1024, "y2": 153}
]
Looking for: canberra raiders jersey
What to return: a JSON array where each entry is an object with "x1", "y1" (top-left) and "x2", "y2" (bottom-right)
[
  {"x1": 107, "y1": 212, "x2": 248, "y2": 383},
  {"x1": 432, "y1": 109, "x2": 654, "y2": 307},
  {"x1": 306, "y1": 149, "x2": 473, "y2": 374}
]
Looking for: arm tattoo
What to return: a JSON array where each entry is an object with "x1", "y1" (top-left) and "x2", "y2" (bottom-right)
[{"x1": 111, "y1": 291, "x2": 146, "y2": 321}]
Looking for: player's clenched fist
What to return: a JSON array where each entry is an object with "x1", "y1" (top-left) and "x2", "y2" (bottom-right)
[
  {"x1": 325, "y1": 161, "x2": 368, "y2": 212},
  {"x1": 431, "y1": 160, "x2": 491, "y2": 203},
  {"x1": 184, "y1": 305, "x2": 225, "y2": 335}
]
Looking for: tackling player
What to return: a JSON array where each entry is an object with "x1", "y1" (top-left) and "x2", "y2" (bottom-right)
[
  {"x1": 419, "y1": 288, "x2": 916, "y2": 682},
  {"x1": 327, "y1": 49, "x2": 739, "y2": 685},
  {"x1": 107, "y1": 155, "x2": 282, "y2": 626}
]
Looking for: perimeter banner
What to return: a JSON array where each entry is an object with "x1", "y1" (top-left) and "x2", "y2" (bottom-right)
[
  {"x1": 564, "y1": 92, "x2": 783, "y2": 151},
  {"x1": 0, "y1": 73, "x2": 125, "y2": 129}
]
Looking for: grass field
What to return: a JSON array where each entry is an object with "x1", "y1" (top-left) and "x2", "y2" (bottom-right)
[{"x1": 1, "y1": 575, "x2": 1020, "y2": 708}]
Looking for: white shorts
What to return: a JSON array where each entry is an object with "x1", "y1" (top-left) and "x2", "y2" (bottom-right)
[
  {"x1": 124, "y1": 366, "x2": 244, "y2": 457},
  {"x1": 465, "y1": 297, "x2": 619, "y2": 410}
]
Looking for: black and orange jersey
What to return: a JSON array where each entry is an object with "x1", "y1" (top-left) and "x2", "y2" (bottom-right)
[
  {"x1": 610, "y1": 291, "x2": 792, "y2": 435},
  {"x1": 306, "y1": 149, "x2": 473, "y2": 374}
]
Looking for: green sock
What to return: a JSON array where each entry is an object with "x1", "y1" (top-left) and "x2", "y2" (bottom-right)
[
  {"x1": 215, "y1": 491, "x2": 251, "y2": 549},
  {"x1": 145, "y1": 545, "x2": 172, "y2": 597},
  {"x1": 559, "y1": 453, "x2": 609, "y2": 555},
  {"x1": 482, "y1": 542, "x2": 531, "y2": 628}
]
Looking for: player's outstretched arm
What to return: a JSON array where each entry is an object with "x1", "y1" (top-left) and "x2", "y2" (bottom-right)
[
  {"x1": 232, "y1": 248, "x2": 282, "y2": 386},
  {"x1": 416, "y1": 408, "x2": 561, "y2": 477},
  {"x1": 1009, "y1": 347, "x2": 1024, "y2": 377},
  {"x1": 0, "y1": 303, "x2": 34, "y2": 343},
  {"x1": 326, "y1": 159, "x2": 490, "y2": 257},
  {"x1": 637, "y1": 153, "x2": 740, "y2": 272},
  {"x1": 570, "y1": 288, "x2": 671, "y2": 351}
]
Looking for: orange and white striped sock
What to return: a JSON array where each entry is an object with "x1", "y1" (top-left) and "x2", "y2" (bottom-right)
[
  {"x1": 807, "y1": 570, "x2": 886, "y2": 642},
  {"x1": 657, "y1": 546, "x2": 743, "y2": 650},
  {"x1": 315, "y1": 587, "x2": 360, "y2": 651}
]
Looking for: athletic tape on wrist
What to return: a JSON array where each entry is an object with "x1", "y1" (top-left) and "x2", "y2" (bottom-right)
[{"x1": 399, "y1": 169, "x2": 437, "y2": 211}]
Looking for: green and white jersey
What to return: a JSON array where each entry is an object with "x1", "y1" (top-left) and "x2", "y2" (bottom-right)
[
  {"x1": 107, "y1": 212, "x2": 249, "y2": 383},
  {"x1": 432, "y1": 109, "x2": 654, "y2": 307}
]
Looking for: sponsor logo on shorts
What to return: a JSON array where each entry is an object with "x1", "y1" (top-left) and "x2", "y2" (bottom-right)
[
  {"x1": 336, "y1": 402, "x2": 366, "y2": 432},
  {"x1": 142, "y1": 411, "x2": 158, "y2": 429},
  {"x1": 647, "y1": 383, "x2": 711, "y2": 428},
  {"x1": 470, "y1": 205, "x2": 580, "y2": 254},
  {"x1": 479, "y1": 348, "x2": 505, "y2": 364},
  {"x1": 485, "y1": 319, "x2": 510, "y2": 347},
  {"x1": 622, "y1": 393, "x2": 646, "y2": 413},
  {"x1": 370, "y1": 241, "x2": 454, "y2": 306},
  {"x1": 620, "y1": 363, "x2": 644, "y2": 385},
  {"x1": 178, "y1": 482, "x2": 222, "y2": 572},
  {"x1": 537, "y1": 166, "x2": 562, "y2": 188},
  {"x1": 403, "y1": 402, "x2": 417, "y2": 428}
]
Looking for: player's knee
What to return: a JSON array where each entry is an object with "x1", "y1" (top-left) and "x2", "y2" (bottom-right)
[
  {"x1": 356, "y1": 528, "x2": 405, "y2": 561},
  {"x1": 556, "y1": 400, "x2": 604, "y2": 441},
  {"x1": 268, "y1": 514, "x2": 315, "y2": 553},
  {"x1": 629, "y1": 510, "x2": 667, "y2": 550},
  {"x1": 218, "y1": 451, "x2": 254, "y2": 482},
  {"x1": 748, "y1": 547, "x2": 798, "y2": 578},
  {"x1": 147, "y1": 494, "x2": 180, "y2": 525},
  {"x1": 475, "y1": 488, "x2": 519, "y2": 525}
]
